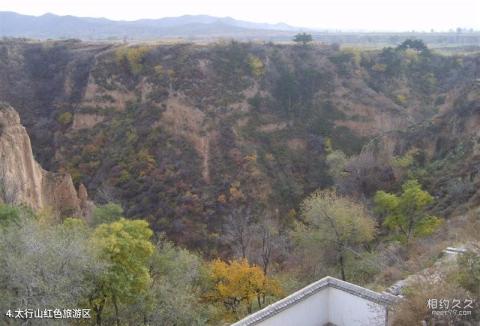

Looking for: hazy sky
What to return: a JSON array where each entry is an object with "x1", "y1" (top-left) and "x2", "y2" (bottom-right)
[{"x1": 1, "y1": 0, "x2": 479, "y2": 31}]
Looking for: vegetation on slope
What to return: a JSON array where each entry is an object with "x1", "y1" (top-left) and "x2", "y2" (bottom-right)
[{"x1": 0, "y1": 39, "x2": 479, "y2": 324}]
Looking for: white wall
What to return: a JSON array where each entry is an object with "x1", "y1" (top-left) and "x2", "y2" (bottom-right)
[
  {"x1": 255, "y1": 287, "x2": 386, "y2": 326},
  {"x1": 328, "y1": 287, "x2": 386, "y2": 326}
]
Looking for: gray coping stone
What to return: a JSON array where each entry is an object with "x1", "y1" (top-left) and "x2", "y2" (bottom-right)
[{"x1": 231, "y1": 276, "x2": 398, "y2": 326}]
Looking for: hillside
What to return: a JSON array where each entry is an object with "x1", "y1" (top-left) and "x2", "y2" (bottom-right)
[
  {"x1": 0, "y1": 37, "x2": 480, "y2": 324},
  {"x1": 0, "y1": 39, "x2": 478, "y2": 251}
]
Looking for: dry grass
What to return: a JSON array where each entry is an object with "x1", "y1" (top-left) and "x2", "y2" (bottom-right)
[{"x1": 391, "y1": 279, "x2": 472, "y2": 325}]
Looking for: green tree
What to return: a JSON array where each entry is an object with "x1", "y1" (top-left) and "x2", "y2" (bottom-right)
[
  {"x1": 374, "y1": 179, "x2": 441, "y2": 243},
  {"x1": 326, "y1": 150, "x2": 348, "y2": 183},
  {"x1": 141, "y1": 239, "x2": 208, "y2": 325},
  {"x1": 397, "y1": 39, "x2": 429, "y2": 53},
  {"x1": 0, "y1": 204, "x2": 33, "y2": 227},
  {"x1": 90, "y1": 218, "x2": 155, "y2": 325},
  {"x1": 296, "y1": 189, "x2": 376, "y2": 281},
  {"x1": 92, "y1": 203, "x2": 124, "y2": 226},
  {"x1": 293, "y1": 32, "x2": 313, "y2": 46}
]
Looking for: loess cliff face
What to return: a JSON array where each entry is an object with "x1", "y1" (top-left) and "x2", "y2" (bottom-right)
[
  {"x1": 358, "y1": 79, "x2": 480, "y2": 216},
  {"x1": 0, "y1": 102, "x2": 84, "y2": 217},
  {"x1": 0, "y1": 39, "x2": 479, "y2": 249}
]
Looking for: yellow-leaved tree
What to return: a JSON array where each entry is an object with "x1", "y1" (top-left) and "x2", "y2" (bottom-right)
[
  {"x1": 206, "y1": 258, "x2": 282, "y2": 322},
  {"x1": 295, "y1": 189, "x2": 376, "y2": 281},
  {"x1": 115, "y1": 46, "x2": 150, "y2": 75}
]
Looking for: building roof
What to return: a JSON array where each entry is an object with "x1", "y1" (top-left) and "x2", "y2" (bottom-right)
[{"x1": 232, "y1": 276, "x2": 397, "y2": 326}]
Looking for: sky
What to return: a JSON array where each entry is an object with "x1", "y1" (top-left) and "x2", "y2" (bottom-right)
[{"x1": 1, "y1": 0, "x2": 479, "y2": 32}]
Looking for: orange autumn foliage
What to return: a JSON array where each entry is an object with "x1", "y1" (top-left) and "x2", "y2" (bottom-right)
[{"x1": 207, "y1": 258, "x2": 283, "y2": 320}]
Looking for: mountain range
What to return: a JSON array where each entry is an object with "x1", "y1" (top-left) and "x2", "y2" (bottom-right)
[{"x1": 0, "y1": 11, "x2": 301, "y2": 40}]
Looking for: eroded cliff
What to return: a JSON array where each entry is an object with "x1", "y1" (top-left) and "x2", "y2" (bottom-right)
[{"x1": 0, "y1": 102, "x2": 86, "y2": 217}]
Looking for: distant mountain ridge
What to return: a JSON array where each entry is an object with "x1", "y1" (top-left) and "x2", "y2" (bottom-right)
[{"x1": 0, "y1": 11, "x2": 301, "y2": 40}]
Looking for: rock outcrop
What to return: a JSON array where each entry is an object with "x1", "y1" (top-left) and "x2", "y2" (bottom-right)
[
  {"x1": 0, "y1": 102, "x2": 84, "y2": 217},
  {"x1": 78, "y1": 183, "x2": 95, "y2": 222}
]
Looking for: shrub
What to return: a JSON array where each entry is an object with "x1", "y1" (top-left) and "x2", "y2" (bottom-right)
[
  {"x1": 57, "y1": 112, "x2": 73, "y2": 125},
  {"x1": 115, "y1": 46, "x2": 150, "y2": 75}
]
